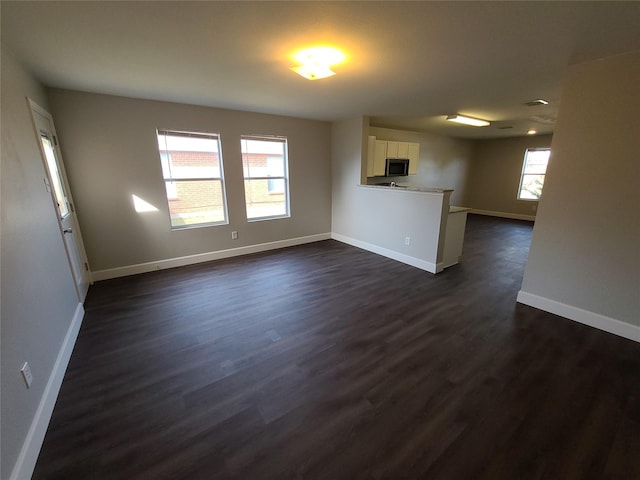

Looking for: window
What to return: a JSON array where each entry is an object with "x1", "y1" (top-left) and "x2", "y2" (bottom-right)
[
  {"x1": 518, "y1": 148, "x2": 550, "y2": 200},
  {"x1": 156, "y1": 130, "x2": 228, "y2": 229},
  {"x1": 40, "y1": 134, "x2": 70, "y2": 219},
  {"x1": 241, "y1": 136, "x2": 290, "y2": 220}
]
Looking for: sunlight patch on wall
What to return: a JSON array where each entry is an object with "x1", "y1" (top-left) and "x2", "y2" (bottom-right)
[{"x1": 132, "y1": 194, "x2": 158, "y2": 213}]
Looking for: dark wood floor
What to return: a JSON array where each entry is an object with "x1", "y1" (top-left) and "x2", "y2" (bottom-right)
[{"x1": 33, "y1": 215, "x2": 640, "y2": 480}]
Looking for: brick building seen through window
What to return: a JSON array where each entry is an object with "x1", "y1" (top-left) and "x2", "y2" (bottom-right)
[
  {"x1": 157, "y1": 130, "x2": 227, "y2": 229},
  {"x1": 163, "y1": 151, "x2": 286, "y2": 221}
]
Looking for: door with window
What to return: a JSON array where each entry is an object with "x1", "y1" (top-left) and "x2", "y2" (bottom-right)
[{"x1": 29, "y1": 99, "x2": 90, "y2": 302}]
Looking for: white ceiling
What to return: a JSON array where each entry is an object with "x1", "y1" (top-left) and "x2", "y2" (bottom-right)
[{"x1": 2, "y1": 1, "x2": 640, "y2": 139}]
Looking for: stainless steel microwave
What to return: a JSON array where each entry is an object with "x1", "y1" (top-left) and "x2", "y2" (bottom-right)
[{"x1": 386, "y1": 158, "x2": 409, "y2": 176}]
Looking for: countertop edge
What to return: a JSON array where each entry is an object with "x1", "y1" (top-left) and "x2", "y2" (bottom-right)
[
  {"x1": 358, "y1": 184, "x2": 453, "y2": 195},
  {"x1": 449, "y1": 206, "x2": 472, "y2": 213}
]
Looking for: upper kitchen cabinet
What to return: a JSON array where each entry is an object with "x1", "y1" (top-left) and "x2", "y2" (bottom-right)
[
  {"x1": 386, "y1": 141, "x2": 399, "y2": 159},
  {"x1": 397, "y1": 142, "x2": 409, "y2": 158},
  {"x1": 367, "y1": 136, "x2": 388, "y2": 177},
  {"x1": 408, "y1": 143, "x2": 419, "y2": 174},
  {"x1": 367, "y1": 137, "x2": 420, "y2": 176}
]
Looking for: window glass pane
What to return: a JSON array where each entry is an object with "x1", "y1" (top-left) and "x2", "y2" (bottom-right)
[
  {"x1": 266, "y1": 156, "x2": 285, "y2": 177},
  {"x1": 267, "y1": 178, "x2": 285, "y2": 194},
  {"x1": 518, "y1": 148, "x2": 550, "y2": 200},
  {"x1": 520, "y1": 174, "x2": 545, "y2": 199},
  {"x1": 242, "y1": 153, "x2": 269, "y2": 177},
  {"x1": 41, "y1": 135, "x2": 69, "y2": 218},
  {"x1": 158, "y1": 134, "x2": 220, "y2": 179},
  {"x1": 244, "y1": 179, "x2": 287, "y2": 219},
  {"x1": 165, "y1": 181, "x2": 178, "y2": 200},
  {"x1": 156, "y1": 130, "x2": 227, "y2": 228},
  {"x1": 167, "y1": 180, "x2": 226, "y2": 227},
  {"x1": 241, "y1": 136, "x2": 289, "y2": 220},
  {"x1": 241, "y1": 138, "x2": 285, "y2": 177},
  {"x1": 523, "y1": 150, "x2": 550, "y2": 174},
  {"x1": 159, "y1": 152, "x2": 171, "y2": 178}
]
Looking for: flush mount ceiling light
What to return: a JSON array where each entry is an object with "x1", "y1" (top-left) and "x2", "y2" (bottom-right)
[
  {"x1": 446, "y1": 114, "x2": 490, "y2": 127},
  {"x1": 527, "y1": 129, "x2": 537, "y2": 135},
  {"x1": 291, "y1": 46, "x2": 346, "y2": 80}
]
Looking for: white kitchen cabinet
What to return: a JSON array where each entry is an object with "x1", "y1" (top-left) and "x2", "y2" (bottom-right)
[
  {"x1": 367, "y1": 137, "x2": 420, "y2": 177},
  {"x1": 372, "y1": 139, "x2": 387, "y2": 176},
  {"x1": 367, "y1": 136, "x2": 376, "y2": 177},
  {"x1": 386, "y1": 141, "x2": 398, "y2": 159},
  {"x1": 367, "y1": 137, "x2": 389, "y2": 177},
  {"x1": 397, "y1": 141, "x2": 409, "y2": 158},
  {"x1": 408, "y1": 142, "x2": 420, "y2": 174}
]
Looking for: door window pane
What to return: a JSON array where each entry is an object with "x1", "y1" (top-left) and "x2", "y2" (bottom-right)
[{"x1": 40, "y1": 135, "x2": 69, "y2": 218}]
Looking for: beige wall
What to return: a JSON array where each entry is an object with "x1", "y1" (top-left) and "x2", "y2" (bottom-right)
[
  {"x1": 1, "y1": 47, "x2": 81, "y2": 479},
  {"x1": 368, "y1": 126, "x2": 474, "y2": 206},
  {"x1": 47, "y1": 89, "x2": 332, "y2": 272},
  {"x1": 521, "y1": 51, "x2": 640, "y2": 328},
  {"x1": 466, "y1": 134, "x2": 553, "y2": 217}
]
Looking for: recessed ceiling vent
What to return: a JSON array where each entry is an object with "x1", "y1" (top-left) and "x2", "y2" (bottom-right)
[
  {"x1": 498, "y1": 126, "x2": 513, "y2": 130},
  {"x1": 525, "y1": 99, "x2": 549, "y2": 106}
]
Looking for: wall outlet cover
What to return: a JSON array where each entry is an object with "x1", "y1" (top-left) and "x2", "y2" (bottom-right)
[{"x1": 21, "y1": 362, "x2": 33, "y2": 388}]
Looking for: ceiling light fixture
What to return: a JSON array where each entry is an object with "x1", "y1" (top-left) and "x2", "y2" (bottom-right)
[
  {"x1": 527, "y1": 129, "x2": 537, "y2": 135},
  {"x1": 446, "y1": 114, "x2": 490, "y2": 127},
  {"x1": 291, "y1": 46, "x2": 346, "y2": 80},
  {"x1": 525, "y1": 99, "x2": 549, "y2": 106}
]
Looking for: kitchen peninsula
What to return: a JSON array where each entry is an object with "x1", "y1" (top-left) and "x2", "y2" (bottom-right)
[{"x1": 339, "y1": 183, "x2": 469, "y2": 273}]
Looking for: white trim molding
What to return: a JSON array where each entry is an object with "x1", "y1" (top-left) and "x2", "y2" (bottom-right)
[
  {"x1": 92, "y1": 233, "x2": 331, "y2": 281},
  {"x1": 471, "y1": 209, "x2": 536, "y2": 222},
  {"x1": 517, "y1": 290, "x2": 640, "y2": 343},
  {"x1": 331, "y1": 233, "x2": 439, "y2": 274},
  {"x1": 10, "y1": 303, "x2": 85, "y2": 480}
]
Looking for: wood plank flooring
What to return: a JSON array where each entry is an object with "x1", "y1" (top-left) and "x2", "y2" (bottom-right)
[{"x1": 32, "y1": 215, "x2": 640, "y2": 479}]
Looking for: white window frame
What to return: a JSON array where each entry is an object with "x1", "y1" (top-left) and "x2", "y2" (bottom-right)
[
  {"x1": 517, "y1": 148, "x2": 550, "y2": 201},
  {"x1": 156, "y1": 129, "x2": 229, "y2": 229},
  {"x1": 241, "y1": 135, "x2": 290, "y2": 221}
]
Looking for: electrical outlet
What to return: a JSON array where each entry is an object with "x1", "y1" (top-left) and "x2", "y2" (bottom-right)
[
  {"x1": 21, "y1": 362, "x2": 33, "y2": 388},
  {"x1": 231, "y1": 231, "x2": 238, "y2": 240},
  {"x1": 405, "y1": 236, "x2": 411, "y2": 246}
]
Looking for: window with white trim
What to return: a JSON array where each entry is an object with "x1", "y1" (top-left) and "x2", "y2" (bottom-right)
[
  {"x1": 518, "y1": 148, "x2": 550, "y2": 200},
  {"x1": 156, "y1": 130, "x2": 228, "y2": 229},
  {"x1": 241, "y1": 136, "x2": 290, "y2": 221}
]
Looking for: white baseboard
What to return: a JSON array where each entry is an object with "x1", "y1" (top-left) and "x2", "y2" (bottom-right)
[
  {"x1": 470, "y1": 209, "x2": 536, "y2": 222},
  {"x1": 517, "y1": 290, "x2": 640, "y2": 343},
  {"x1": 331, "y1": 233, "x2": 439, "y2": 273},
  {"x1": 10, "y1": 303, "x2": 85, "y2": 480},
  {"x1": 92, "y1": 233, "x2": 332, "y2": 281}
]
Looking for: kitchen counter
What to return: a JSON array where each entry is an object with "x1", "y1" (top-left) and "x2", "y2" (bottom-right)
[
  {"x1": 449, "y1": 206, "x2": 471, "y2": 214},
  {"x1": 359, "y1": 184, "x2": 453, "y2": 194},
  {"x1": 352, "y1": 183, "x2": 467, "y2": 273}
]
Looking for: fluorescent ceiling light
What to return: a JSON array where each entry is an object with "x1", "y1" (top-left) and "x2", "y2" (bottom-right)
[
  {"x1": 446, "y1": 114, "x2": 490, "y2": 127},
  {"x1": 291, "y1": 46, "x2": 345, "y2": 80}
]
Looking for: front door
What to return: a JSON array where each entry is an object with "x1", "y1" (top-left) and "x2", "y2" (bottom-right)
[{"x1": 29, "y1": 99, "x2": 90, "y2": 301}]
